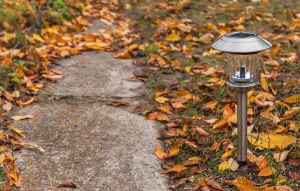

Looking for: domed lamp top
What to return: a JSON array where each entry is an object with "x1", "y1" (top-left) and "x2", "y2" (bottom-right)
[{"x1": 210, "y1": 31, "x2": 272, "y2": 54}]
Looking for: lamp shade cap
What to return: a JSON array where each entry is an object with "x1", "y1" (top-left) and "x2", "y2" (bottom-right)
[{"x1": 210, "y1": 31, "x2": 272, "y2": 54}]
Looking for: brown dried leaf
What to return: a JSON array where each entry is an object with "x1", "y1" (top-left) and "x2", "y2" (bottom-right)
[{"x1": 57, "y1": 181, "x2": 77, "y2": 188}]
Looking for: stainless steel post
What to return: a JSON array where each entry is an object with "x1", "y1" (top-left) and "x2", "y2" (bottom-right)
[{"x1": 234, "y1": 87, "x2": 251, "y2": 166}]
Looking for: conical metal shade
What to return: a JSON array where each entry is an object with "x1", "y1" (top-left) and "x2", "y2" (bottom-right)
[{"x1": 210, "y1": 31, "x2": 272, "y2": 54}]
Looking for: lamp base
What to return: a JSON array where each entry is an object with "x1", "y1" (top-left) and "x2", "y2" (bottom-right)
[{"x1": 238, "y1": 160, "x2": 248, "y2": 167}]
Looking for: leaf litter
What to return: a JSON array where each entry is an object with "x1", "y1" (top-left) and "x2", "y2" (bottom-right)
[{"x1": 1, "y1": 0, "x2": 300, "y2": 190}]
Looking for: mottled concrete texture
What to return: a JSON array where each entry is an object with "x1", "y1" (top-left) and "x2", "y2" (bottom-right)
[{"x1": 15, "y1": 103, "x2": 167, "y2": 191}]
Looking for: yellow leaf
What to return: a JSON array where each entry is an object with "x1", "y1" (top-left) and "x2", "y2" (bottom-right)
[
  {"x1": 155, "y1": 96, "x2": 169, "y2": 103},
  {"x1": 32, "y1": 34, "x2": 45, "y2": 43},
  {"x1": 10, "y1": 166, "x2": 18, "y2": 181},
  {"x1": 0, "y1": 153, "x2": 13, "y2": 163},
  {"x1": 260, "y1": 75, "x2": 269, "y2": 92},
  {"x1": 192, "y1": 115, "x2": 204, "y2": 120},
  {"x1": 7, "y1": 126, "x2": 25, "y2": 138},
  {"x1": 258, "y1": 166, "x2": 276, "y2": 176},
  {"x1": 276, "y1": 101, "x2": 290, "y2": 109},
  {"x1": 10, "y1": 70, "x2": 24, "y2": 78},
  {"x1": 165, "y1": 34, "x2": 181, "y2": 42},
  {"x1": 185, "y1": 66, "x2": 191, "y2": 73},
  {"x1": 233, "y1": 177, "x2": 260, "y2": 191},
  {"x1": 207, "y1": 76, "x2": 219, "y2": 82},
  {"x1": 247, "y1": 133, "x2": 296, "y2": 149},
  {"x1": 158, "y1": 106, "x2": 172, "y2": 114},
  {"x1": 264, "y1": 60, "x2": 279, "y2": 66},
  {"x1": 218, "y1": 161, "x2": 229, "y2": 171},
  {"x1": 221, "y1": 149, "x2": 233, "y2": 159},
  {"x1": 284, "y1": 94, "x2": 300, "y2": 103},
  {"x1": 183, "y1": 124, "x2": 188, "y2": 132}
]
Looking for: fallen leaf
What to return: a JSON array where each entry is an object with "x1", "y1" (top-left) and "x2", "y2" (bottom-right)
[
  {"x1": 265, "y1": 60, "x2": 280, "y2": 66},
  {"x1": 261, "y1": 75, "x2": 269, "y2": 92},
  {"x1": 155, "y1": 97, "x2": 169, "y2": 103},
  {"x1": 289, "y1": 171, "x2": 300, "y2": 181},
  {"x1": 228, "y1": 158, "x2": 239, "y2": 171},
  {"x1": 114, "y1": 51, "x2": 132, "y2": 59},
  {"x1": 221, "y1": 149, "x2": 233, "y2": 159},
  {"x1": 17, "y1": 142, "x2": 45, "y2": 153},
  {"x1": 161, "y1": 165, "x2": 188, "y2": 173},
  {"x1": 248, "y1": 133, "x2": 296, "y2": 149},
  {"x1": 263, "y1": 185, "x2": 293, "y2": 191},
  {"x1": 169, "y1": 178, "x2": 187, "y2": 189},
  {"x1": 158, "y1": 106, "x2": 172, "y2": 114},
  {"x1": 2, "y1": 103, "x2": 12, "y2": 111},
  {"x1": 7, "y1": 126, "x2": 25, "y2": 138},
  {"x1": 233, "y1": 177, "x2": 260, "y2": 191},
  {"x1": 165, "y1": 147, "x2": 180, "y2": 158},
  {"x1": 207, "y1": 179, "x2": 223, "y2": 190},
  {"x1": 109, "y1": 102, "x2": 128, "y2": 106},
  {"x1": 171, "y1": 102, "x2": 186, "y2": 109},
  {"x1": 207, "y1": 76, "x2": 219, "y2": 82},
  {"x1": 10, "y1": 115, "x2": 35, "y2": 121},
  {"x1": 166, "y1": 34, "x2": 181, "y2": 42},
  {"x1": 284, "y1": 94, "x2": 300, "y2": 103},
  {"x1": 218, "y1": 160, "x2": 229, "y2": 171},
  {"x1": 282, "y1": 107, "x2": 300, "y2": 119},
  {"x1": 273, "y1": 151, "x2": 289, "y2": 162},
  {"x1": 14, "y1": 173, "x2": 23, "y2": 188},
  {"x1": 157, "y1": 113, "x2": 170, "y2": 122},
  {"x1": 258, "y1": 166, "x2": 276, "y2": 176},
  {"x1": 57, "y1": 181, "x2": 77, "y2": 188},
  {"x1": 196, "y1": 127, "x2": 210, "y2": 136},
  {"x1": 155, "y1": 145, "x2": 166, "y2": 159}
]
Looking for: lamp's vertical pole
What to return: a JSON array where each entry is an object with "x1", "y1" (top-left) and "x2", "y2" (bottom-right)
[{"x1": 234, "y1": 87, "x2": 251, "y2": 166}]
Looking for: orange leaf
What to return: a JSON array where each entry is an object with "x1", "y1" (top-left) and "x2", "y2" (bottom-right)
[
  {"x1": 165, "y1": 147, "x2": 180, "y2": 158},
  {"x1": 158, "y1": 106, "x2": 172, "y2": 114},
  {"x1": 171, "y1": 102, "x2": 186, "y2": 109},
  {"x1": 155, "y1": 97, "x2": 169, "y2": 103},
  {"x1": 114, "y1": 51, "x2": 132, "y2": 59},
  {"x1": 157, "y1": 113, "x2": 170, "y2": 122},
  {"x1": 165, "y1": 34, "x2": 181, "y2": 42},
  {"x1": 264, "y1": 60, "x2": 279, "y2": 66},
  {"x1": 161, "y1": 165, "x2": 187, "y2": 174},
  {"x1": 207, "y1": 76, "x2": 219, "y2": 82},
  {"x1": 258, "y1": 166, "x2": 276, "y2": 176},
  {"x1": 155, "y1": 145, "x2": 166, "y2": 159},
  {"x1": 260, "y1": 75, "x2": 269, "y2": 92},
  {"x1": 233, "y1": 177, "x2": 260, "y2": 191}
]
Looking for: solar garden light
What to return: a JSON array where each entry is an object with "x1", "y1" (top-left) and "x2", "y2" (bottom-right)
[{"x1": 210, "y1": 31, "x2": 272, "y2": 166}]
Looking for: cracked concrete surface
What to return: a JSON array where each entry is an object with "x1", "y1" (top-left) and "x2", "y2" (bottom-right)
[{"x1": 11, "y1": 20, "x2": 168, "y2": 191}]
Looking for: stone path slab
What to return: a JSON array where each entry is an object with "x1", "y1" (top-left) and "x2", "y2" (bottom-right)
[{"x1": 15, "y1": 103, "x2": 167, "y2": 190}]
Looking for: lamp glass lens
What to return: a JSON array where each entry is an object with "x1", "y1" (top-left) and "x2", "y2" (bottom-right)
[{"x1": 226, "y1": 53, "x2": 257, "y2": 83}]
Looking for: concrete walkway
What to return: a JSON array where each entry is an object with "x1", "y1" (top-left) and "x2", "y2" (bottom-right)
[{"x1": 12, "y1": 21, "x2": 168, "y2": 190}]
